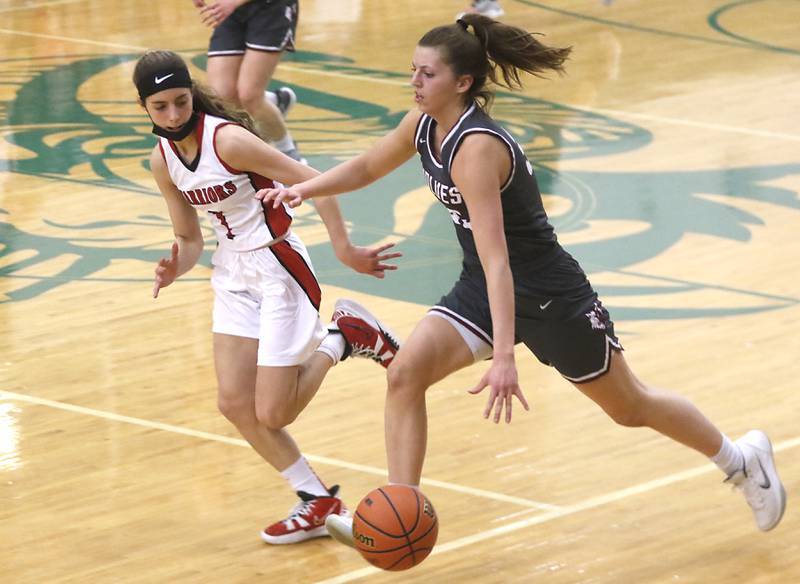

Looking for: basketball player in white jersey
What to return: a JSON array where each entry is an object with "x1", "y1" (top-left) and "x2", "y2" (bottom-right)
[
  {"x1": 134, "y1": 49, "x2": 401, "y2": 544},
  {"x1": 258, "y1": 14, "x2": 786, "y2": 546}
]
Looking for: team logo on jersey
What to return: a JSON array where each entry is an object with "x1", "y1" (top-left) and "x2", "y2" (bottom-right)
[
  {"x1": 1, "y1": 50, "x2": 798, "y2": 322},
  {"x1": 181, "y1": 181, "x2": 237, "y2": 206}
]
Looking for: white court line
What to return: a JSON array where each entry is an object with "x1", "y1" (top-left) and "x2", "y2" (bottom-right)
[
  {"x1": 314, "y1": 434, "x2": 800, "y2": 584},
  {"x1": 0, "y1": 27, "x2": 799, "y2": 142},
  {"x1": 0, "y1": 0, "x2": 84, "y2": 14},
  {"x1": 0, "y1": 28, "x2": 147, "y2": 51},
  {"x1": 0, "y1": 389, "x2": 558, "y2": 511},
  {"x1": 577, "y1": 105, "x2": 800, "y2": 143}
]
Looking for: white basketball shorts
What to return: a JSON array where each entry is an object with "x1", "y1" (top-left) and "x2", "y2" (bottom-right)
[{"x1": 210, "y1": 231, "x2": 326, "y2": 366}]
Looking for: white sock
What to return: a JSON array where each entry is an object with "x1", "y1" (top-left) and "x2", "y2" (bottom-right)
[
  {"x1": 281, "y1": 456, "x2": 329, "y2": 497},
  {"x1": 315, "y1": 329, "x2": 346, "y2": 366},
  {"x1": 272, "y1": 133, "x2": 295, "y2": 153},
  {"x1": 711, "y1": 434, "x2": 744, "y2": 476},
  {"x1": 265, "y1": 90, "x2": 277, "y2": 106}
]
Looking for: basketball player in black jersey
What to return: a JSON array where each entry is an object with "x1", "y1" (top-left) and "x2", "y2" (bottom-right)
[
  {"x1": 191, "y1": 0, "x2": 304, "y2": 161},
  {"x1": 258, "y1": 14, "x2": 786, "y2": 539}
]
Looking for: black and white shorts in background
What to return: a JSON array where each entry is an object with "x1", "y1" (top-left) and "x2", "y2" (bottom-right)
[
  {"x1": 209, "y1": 0, "x2": 299, "y2": 56},
  {"x1": 429, "y1": 253, "x2": 623, "y2": 384}
]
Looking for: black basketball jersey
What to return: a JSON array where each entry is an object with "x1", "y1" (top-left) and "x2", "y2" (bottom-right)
[{"x1": 415, "y1": 103, "x2": 560, "y2": 271}]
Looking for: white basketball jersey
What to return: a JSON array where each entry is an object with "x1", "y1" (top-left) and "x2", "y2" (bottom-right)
[{"x1": 158, "y1": 112, "x2": 292, "y2": 252}]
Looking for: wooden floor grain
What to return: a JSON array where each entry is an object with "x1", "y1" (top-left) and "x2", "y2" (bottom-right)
[{"x1": 2, "y1": 0, "x2": 798, "y2": 582}]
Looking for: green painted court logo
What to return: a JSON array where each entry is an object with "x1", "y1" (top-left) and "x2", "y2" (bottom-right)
[{"x1": 1, "y1": 51, "x2": 798, "y2": 320}]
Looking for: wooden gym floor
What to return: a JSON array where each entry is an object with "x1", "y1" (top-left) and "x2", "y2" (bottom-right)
[{"x1": 1, "y1": 0, "x2": 798, "y2": 582}]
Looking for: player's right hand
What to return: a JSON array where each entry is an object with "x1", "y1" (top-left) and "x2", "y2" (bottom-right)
[
  {"x1": 468, "y1": 358, "x2": 530, "y2": 423},
  {"x1": 153, "y1": 242, "x2": 180, "y2": 298},
  {"x1": 255, "y1": 186, "x2": 304, "y2": 209}
]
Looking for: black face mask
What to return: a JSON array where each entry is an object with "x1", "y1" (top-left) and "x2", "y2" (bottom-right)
[{"x1": 151, "y1": 111, "x2": 199, "y2": 141}]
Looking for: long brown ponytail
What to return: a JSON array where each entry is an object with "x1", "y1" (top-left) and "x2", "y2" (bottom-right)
[{"x1": 418, "y1": 15, "x2": 572, "y2": 109}]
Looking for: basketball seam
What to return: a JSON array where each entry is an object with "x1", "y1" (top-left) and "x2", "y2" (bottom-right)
[
  {"x1": 353, "y1": 486, "x2": 438, "y2": 570},
  {"x1": 378, "y1": 486, "x2": 417, "y2": 565}
]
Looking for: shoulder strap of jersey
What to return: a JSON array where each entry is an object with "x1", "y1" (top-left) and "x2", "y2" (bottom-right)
[{"x1": 448, "y1": 127, "x2": 517, "y2": 192}]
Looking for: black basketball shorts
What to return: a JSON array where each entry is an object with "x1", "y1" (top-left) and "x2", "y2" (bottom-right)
[
  {"x1": 430, "y1": 253, "x2": 623, "y2": 383},
  {"x1": 209, "y1": 0, "x2": 298, "y2": 56}
]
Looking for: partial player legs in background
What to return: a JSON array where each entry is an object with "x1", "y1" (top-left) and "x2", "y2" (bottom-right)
[
  {"x1": 208, "y1": 51, "x2": 305, "y2": 162},
  {"x1": 265, "y1": 85, "x2": 305, "y2": 162},
  {"x1": 266, "y1": 86, "x2": 297, "y2": 119},
  {"x1": 458, "y1": 0, "x2": 504, "y2": 18}
]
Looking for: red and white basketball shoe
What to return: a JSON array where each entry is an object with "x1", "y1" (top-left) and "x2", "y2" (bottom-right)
[
  {"x1": 260, "y1": 485, "x2": 349, "y2": 544},
  {"x1": 332, "y1": 299, "x2": 401, "y2": 369}
]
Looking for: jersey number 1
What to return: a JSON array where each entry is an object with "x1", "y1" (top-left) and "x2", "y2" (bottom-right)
[{"x1": 209, "y1": 211, "x2": 235, "y2": 240}]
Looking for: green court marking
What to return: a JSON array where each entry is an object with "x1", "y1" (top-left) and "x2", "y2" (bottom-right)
[
  {"x1": 708, "y1": 0, "x2": 800, "y2": 56},
  {"x1": 514, "y1": 0, "x2": 800, "y2": 56},
  {"x1": 1, "y1": 51, "x2": 798, "y2": 321}
]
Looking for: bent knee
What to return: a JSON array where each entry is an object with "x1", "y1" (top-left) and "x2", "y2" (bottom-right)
[
  {"x1": 386, "y1": 358, "x2": 428, "y2": 398},
  {"x1": 213, "y1": 85, "x2": 240, "y2": 105},
  {"x1": 255, "y1": 404, "x2": 296, "y2": 430},
  {"x1": 605, "y1": 404, "x2": 646, "y2": 428},
  {"x1": 583, "y1": 367, "x2": 650, "y2": 428},
  {"x1": 599, "y1": 391, "x2": 649, "y2": 427},
  {"x1": 217, "y1": 393, "x2": 254, "y2": 425},
  {"x1": 238, "y1": 88, "x2": 269, "y2": 113}
]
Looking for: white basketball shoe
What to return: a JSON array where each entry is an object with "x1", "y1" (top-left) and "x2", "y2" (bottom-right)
[
  {"x1": 725, "y1": 430, "x2": 786, "y2": 531},
  {"x1": 325, "y1": 513, "x2": 356, "y2": 548}
]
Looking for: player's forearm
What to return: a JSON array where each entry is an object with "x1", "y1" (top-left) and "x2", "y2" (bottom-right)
[
  {"x1": 174, "y1": 234, "x2": 205, "y2": 277},
  {"x1": 311, "y1": 197, "x2": 352, "y2": 255},
  {"x1": 485, "y1": 262, "x2": 516, "y2": 360},
  {"x1": 296, "y1": 155, "x2": 375, "y2": 201}
]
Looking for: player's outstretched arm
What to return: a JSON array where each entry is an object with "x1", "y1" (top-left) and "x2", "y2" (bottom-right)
[
  {"x1": 256, "y1": 110, "x2": 422, "y2": 209},
  {"x1": 312, "y1": 196, "x2": 403, "y2": 279}
]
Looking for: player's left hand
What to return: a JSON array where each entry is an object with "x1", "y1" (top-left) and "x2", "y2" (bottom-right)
[
  {"x1": 337, "y1": 242, "x2": 402, "y2": 279},
  {"x1": 468, "y1": 358, "x2": 529, "y2": 423}
]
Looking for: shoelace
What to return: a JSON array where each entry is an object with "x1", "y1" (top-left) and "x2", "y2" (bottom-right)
[
  {"x1": 350, "y1": 343, "x2": 387, "y2": 363},
  {"x1": 282, "y1": 499, "x2": 317, "y2": 528},
  {"x1": 737, "y1": 476, "x2": 766, "y2": 510},
  {"x1": 727, "y1": 467, "x2": 766, "y2": 510},
  {"x1": 334, "y1": 310, "x2": 400, "y2": 355}
]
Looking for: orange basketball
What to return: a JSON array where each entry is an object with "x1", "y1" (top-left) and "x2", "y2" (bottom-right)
[{"x1": 352, "y1": 485, "x2": 438, "y2": 571}]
